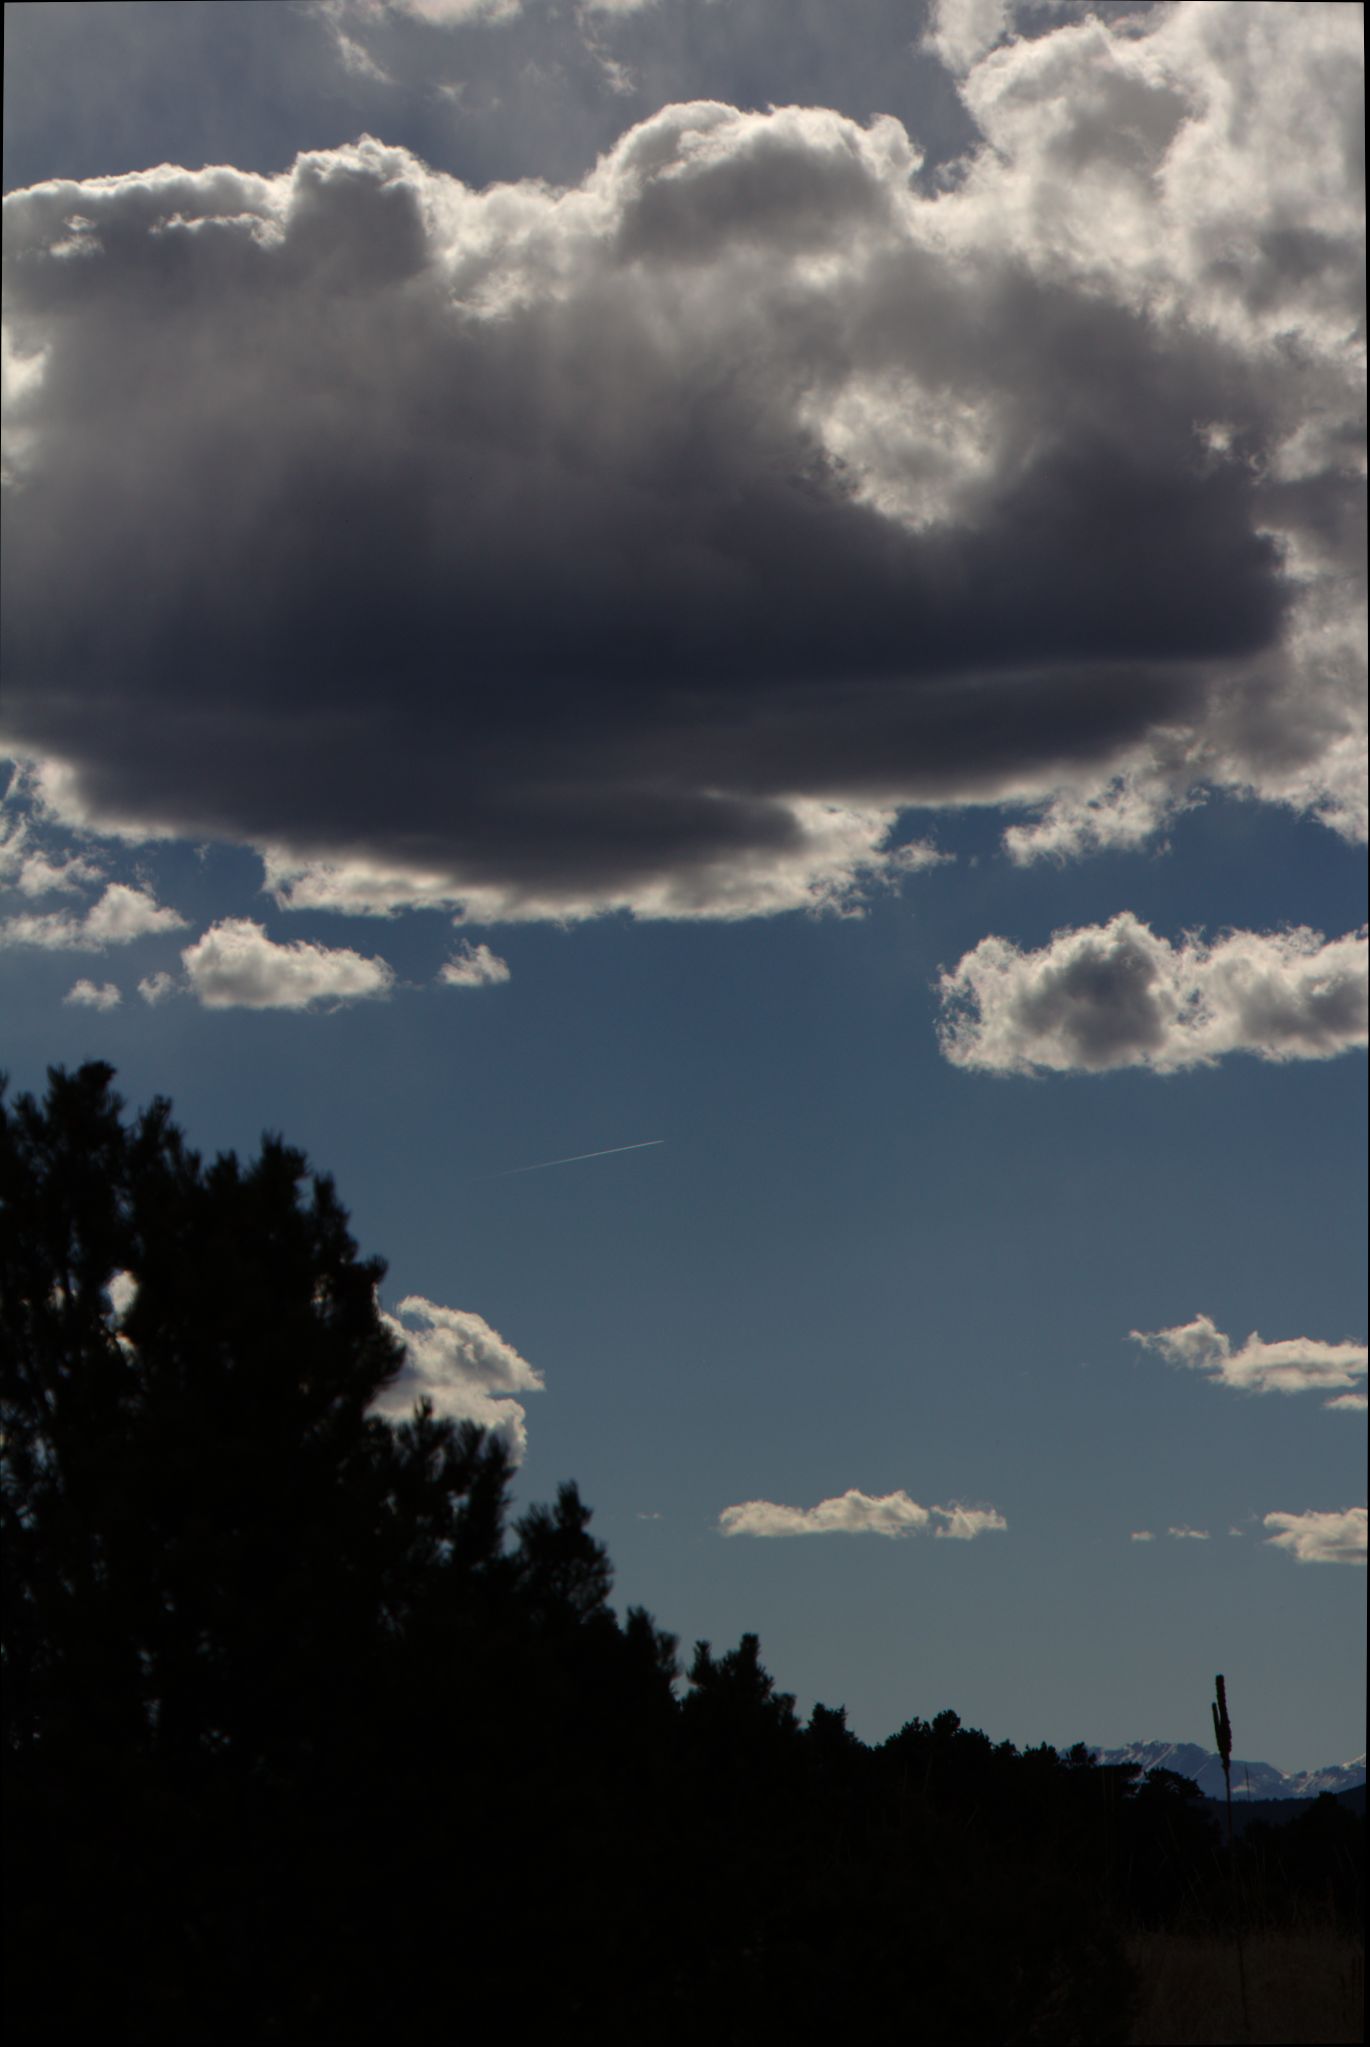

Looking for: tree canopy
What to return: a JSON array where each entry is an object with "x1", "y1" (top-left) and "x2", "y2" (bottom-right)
[{"x1": 3, "y1": 1063, "x2": 676, "y2": 2042}]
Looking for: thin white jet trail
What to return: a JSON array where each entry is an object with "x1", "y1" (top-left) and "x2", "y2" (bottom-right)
[{"x1": 498, "y1": 1138, "x2": 665, "y2": 1176}]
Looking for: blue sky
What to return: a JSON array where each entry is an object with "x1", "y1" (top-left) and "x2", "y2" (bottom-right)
[{"x1": 3, "y1": 0, "x2": 1365, "y2": 1771}]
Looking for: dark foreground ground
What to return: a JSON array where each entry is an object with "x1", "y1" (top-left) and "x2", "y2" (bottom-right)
[{"x1": 1127, "y1": 1926, "x2": 1364, "y2": 2045}]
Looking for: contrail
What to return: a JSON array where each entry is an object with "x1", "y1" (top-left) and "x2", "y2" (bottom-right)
[{"x1": 498, "y1": 1139, "x2": 665, "y2": 1177}]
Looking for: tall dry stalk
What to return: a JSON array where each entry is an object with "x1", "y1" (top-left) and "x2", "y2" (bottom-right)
[{"x1": 1211, "y1": 1672, "x2": 1251, "y2": 2040}]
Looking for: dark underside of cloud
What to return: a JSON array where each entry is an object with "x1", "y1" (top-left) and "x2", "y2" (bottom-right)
[{"x1": 2, "y1": 10, "x2": 1364, "y2": 918}]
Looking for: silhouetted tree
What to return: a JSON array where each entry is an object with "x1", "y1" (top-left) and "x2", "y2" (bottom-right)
[
  {"x1": 15, "y1": 1062, "x2": 1287, "y2": 2046},
  {"x1": 1235, "y1": 1793, "x2": 1366, "y2": 1931},
  {"x1": 2, "y1": 1065, "x2": 677, "y2": 2043},
  {"x1": 2, "y1": 1063, "x2": 517, "y2": 1774}
]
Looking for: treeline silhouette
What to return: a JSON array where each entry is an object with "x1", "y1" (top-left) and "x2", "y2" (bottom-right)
[{"x1": 3, "y1": 1066, "x2": 1361, "y2": 2045}]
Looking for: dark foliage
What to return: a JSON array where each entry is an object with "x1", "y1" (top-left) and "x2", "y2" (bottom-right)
[
  {"x1": 3, "y1": 1067, "x2": 1359, "y2": 2044},
  {"x1": 1232, "y1": 1794, "x2": 1366, "y2": 1932}
]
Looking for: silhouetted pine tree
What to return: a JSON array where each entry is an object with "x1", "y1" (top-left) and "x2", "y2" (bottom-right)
[
  {"x1": 6, "y1": 1063, "x2": 1246, "y2": 2045},
  {"x1": 1, "y1": 1064, "x2": 679, "y2": 2043}
]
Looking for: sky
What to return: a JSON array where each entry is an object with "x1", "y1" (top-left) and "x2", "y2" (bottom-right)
[{"x1": 2, "y1": 0, "x2": 1365, "y2": 1772}]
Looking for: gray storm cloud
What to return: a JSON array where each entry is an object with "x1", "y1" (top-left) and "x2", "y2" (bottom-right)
[{"x1": 1, "y1": 3, "x2": 1363, "y2": 920}]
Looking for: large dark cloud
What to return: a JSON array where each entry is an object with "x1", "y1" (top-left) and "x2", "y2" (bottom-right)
[{"x1": 2, "y1": 6, "x2": 1363, "y2": 919}]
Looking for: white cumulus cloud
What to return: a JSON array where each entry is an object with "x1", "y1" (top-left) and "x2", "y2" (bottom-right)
[
  {"x1": 1262, "y1": 1507, "x2": 1367, "y2": 1567},
  {"x1": 180, "y1": 918, "x2": 395, "y2": 1010},
  {"x1": 437, "y1": 940, "x2": 511, "y2": 987},
  {"x1": 1167, "y1": 1526, "x2": 1211, "y2": 1541},
  {"x1": 937, "y1": 916, "x2": 1368, "y2": 1075},
  {"x1": 62, "y1": 977, "x2": 121, "y2": 1009},
  {"x1": 718, "y1": 1488, "x2": 1006, "y2": 1540},
  {"x1": 1132, "y1": 1314, "x2": 1368, "y2": 1409},
  {"x1": 0, "y1": 882, "x2": 187, "y2": 951},
  {"x1": 373, "y1": 1294, "x2": 543, "y2": 1459}
]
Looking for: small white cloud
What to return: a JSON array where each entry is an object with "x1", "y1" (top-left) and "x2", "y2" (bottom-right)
[
  {"x1": 16, "y1": 849, "x2": 105, "y2": 895},
  {"x1": 937, "y1": 917, "x2": 1368, "y2": 1075},
  {"x1": 102, "y1": 1267, "x2": 139, "y2": 1358},
  {"x1": 933, "y1": 1503, "x2": 1009, "y2": 1541},
  {"x1": 137, "y1": 970, "x2": 179, "y2": 1005},
  {"x1": 892, "y1": 839, "x2": 954, "y2": 876},
  {"x1": 105, "y1": 1269, "x2": 138, "y2": 1321},
  {"x1": 1262, "y1": 1507, "x2": 1367, "y2": 1567},
  {"x1": 373, "y1": 1294, "x2": 543, "y2": 1460},
  {"x1": 718, "y1": 1488, "x2": 1006, "y2": 1540},
  {"x1": 63, "y1": 977, "x2": 121, "y2": 1010},
  {"x1": 0, "y1": 882, "x2": 187, "y2": 952},
  {"x1": 0, "y1": 811, "x2": 105, "y2": 898},
  {"x1": 1325, "y1": 1391, "x2": 1369, "y2": 1413},
  {"x1": 721, "y1": 1490, "x2": 928, "y2": 1539},
  {"x1": 1130, "y1": 1529, "x2": 1155, "y2": 1542},
  {"x1": 83, "y1": 883, "x2": 185, "y2": 944},
  {"x1": 1167, "y1": 1526, "x2": 1211, "y2": 1541},
  {"x1": 437, "y1": 941, "x2": 510, "y2": 988},
  {"x1": 181, "y1": 918, "x2": 394, "y2": 1010},
  {"x1": 1132, "y1": 1315, "x2": 1367, "y2": 1410}
]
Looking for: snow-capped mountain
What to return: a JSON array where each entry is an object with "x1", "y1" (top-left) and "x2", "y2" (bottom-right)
[{"x1": 1084, "y1": 1740, "x2": 1366, "y2": 1801}]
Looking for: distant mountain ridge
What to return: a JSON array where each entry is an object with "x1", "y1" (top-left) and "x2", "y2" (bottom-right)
[{"x1": 1084, "y1": 1739, "x2": 1366, "y2": 1801}]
